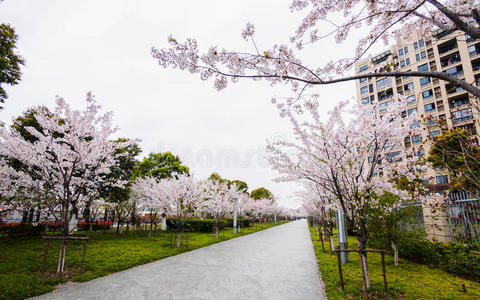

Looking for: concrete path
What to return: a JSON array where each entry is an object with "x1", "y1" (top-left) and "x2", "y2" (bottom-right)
[{"x1": 32, "y1": 219, "x2": 325, "y2": 300}]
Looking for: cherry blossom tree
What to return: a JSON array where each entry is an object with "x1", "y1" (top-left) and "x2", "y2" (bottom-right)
[
  {"x1": 131, "y1": 176, "x2": 165, "y2": 237},
  {"x1": 0, "y1": 93, "x2": 130, "y2": 274},
  {"x1": 152, "y1": 1, "x2": 480, "y2": 99},
  {"x1": 266, "y1": 97, "x2": 430, "y2": 288},
  {"x1": 199, "y1": 180, "x2": 243, "y2": 237},
  {"x1": 132, "y1": 174, "x2": 199, "y2": 246}
]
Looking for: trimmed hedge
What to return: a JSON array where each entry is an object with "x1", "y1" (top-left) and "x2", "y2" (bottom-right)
[
  {"x1": 0, "y1": 223, "x2": 45, "y2": 237},
  {"x1": 77, "y1": 221, "x2": 112, "y2": 231},
  {"x1": 224, "y1": 218, "x2": 251, "y2": 228},
  {"x1": 166, "y1": 218, "x2": 251, "y2": 232}
]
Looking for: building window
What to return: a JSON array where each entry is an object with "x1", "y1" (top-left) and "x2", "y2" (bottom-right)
[
  {"x1": 408, "y1": 107, "x2": 417, "y2": 115},
  {"x1": 403, "y1": 70, "x2": 411, "y2": 79},
  {"x1": 404, "y1": 47, "x2": 408, "y2": 54},
  {"x1": 360, "y1": 77, "x2": 367, "y2": 83},
  {"x1": 410, "y1": 121, "x2": 420, "y2": 128},
  {"x1": 359, "y1": 65, "x2": 368, "y2": 72},
  {"x1": 412, "y1": 134, "x2": 422, "y2": 144},
  {"x1": 416, "y1": 54, "x2": 420, "y2": 61},
  {"x1": 445, "y1": 65, "x2": 464, "y2": 77},
  {"x1": 400, "y1": 60, "x2": 405, "y2": 67},
  {"x1": 418, "y1": 63, "x2": 429, "y2": 72},
  {"x1": 422, "y1": 89, "x2": 433, "y2": 100},
  {"x1": 362, "y1": 97, "x2": 370, "y2": 104},
  {"x1": 386, "y1": 151, "x2": 402, "y2": 163},
  {"x1": 414, "y1": 42, "x2": 418, "y2": 51},
  {"x1": 429, "y1": 130, "x2": 441, "y2": 140},
  {"x1": 399, "y1": 48, "x2": 404, "y2": 58},
  {"x1": 369, "y1": 84, "x2": 374, "y2": 93},
  {"x1": 361, "y1": 86, "x2": 368, "y2": 94},
  {"x1": 379, "y1": 100, "x2": 393, "y2": 113},
  {"x1": 376, "y1": 77, "x2": 392, "y2": 90},
  {"x1": 407, "y1": 95, "x2": 416, "y2": 104},
  {"x1": 452, "y1": 108, "x2": 473, "y2": 123},
  {"x1": 420, "y1": 77, "x2": 431, "y2": 86},
  {"x1": 414, "y1": 148, "x2": 425, "y2": 157},
  {"x1": 420, "y1": 51, "x2": 426, "y2": 59},
  {"x1": 406, "y1": 58, "x2": 410, "y2": 65},
  {"x1": 424, "y1": 102, "x2": 436, "y2": 112},
  {"x1": 419, "y1": 39, "x2": 424, "y2": 49},
  {"x1": 404, "y1": 82, "x2": 414, "y2": 93},
  {"x1": 436, "y1": 175, "x2": 448, "y2": 184}
]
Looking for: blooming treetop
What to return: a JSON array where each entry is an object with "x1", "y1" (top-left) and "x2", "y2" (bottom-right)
[
  {"x1": 0, "y1": 93, "x2": 129, "y2": 235},
  {"x1": 152, "y1": 1, "x2": 480, "y2": 99},
  {"x1": 199, "y1": 180, "x2": 243, "y2": 221},
  {"x1": 132, "y1": 174, "x2": 199, "y2": 223},
  {"x1": 266, "y1": 96, "x2": 430, "y2": 247}
]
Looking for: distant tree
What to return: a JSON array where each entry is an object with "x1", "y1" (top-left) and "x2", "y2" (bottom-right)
[
  {"x1": 209, "y1": 172, "x2": 249, "y2": 193},
  {"x1": 99, "y1": 138, "x2": 141, "y2": 233},
  {"x1": 133, "y1": 152, "x2": 189, "y2": 180},
  {"x1": 0, "y1": 23, "x2": 25, "y2": 110},
  {"x1": 250, "y1": 187, "x2": 273, "y2": 201},
  {"x1": 428, "y1": 128, "x2": 480, "y2": 191}
]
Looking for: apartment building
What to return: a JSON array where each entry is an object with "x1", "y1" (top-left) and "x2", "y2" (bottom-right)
[{"x1": 354, "y1": 29, "x2": 480, "y2": 242}]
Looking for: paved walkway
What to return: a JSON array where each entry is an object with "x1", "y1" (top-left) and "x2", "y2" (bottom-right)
[{"x1": 32, "y1": 219, "x2": 325, "y2": 300}]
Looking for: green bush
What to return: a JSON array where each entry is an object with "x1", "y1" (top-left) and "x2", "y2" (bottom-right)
[
  {"x1": 369, "y1": 232, "x2": 480, "y2": 281},
  {"x1": 166, "y1": 218, "x2": 228, "y2": 232},
  {"x1": 224, "y1": 218, "x2": 251, "y2": 228},
  {"x1": 397, "y1": 237, "x2": 480, "y2": 280},
  {"x1": 0, "y1": 223, "x2": 45, "y2": 237}
]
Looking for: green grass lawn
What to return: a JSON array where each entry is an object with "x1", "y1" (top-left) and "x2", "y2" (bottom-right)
[
  {"x1": 309, "y1": 226, "x2": 480, "y2": 299},
  {"x1": 0, "y1": 222, "x2": 286, "y2": 300}
]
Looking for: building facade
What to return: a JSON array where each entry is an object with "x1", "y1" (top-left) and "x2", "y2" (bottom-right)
[{"x1": 354, "y1": 29, "x2": 480, "y2": 242}]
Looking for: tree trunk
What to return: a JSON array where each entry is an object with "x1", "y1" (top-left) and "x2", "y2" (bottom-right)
[
  {"x1": 57, "y1": 239, "x2": 68, "y2": 274},
  {"x1": 358, "y1": 232, "x2": 370, "y2": 290},
  {"x1": 176, "y1": 231, "x2": 181, "y2": 248},
  {"x1": 391, "y1": 241, "x2": 399, "y2": 266},
  {"x1": 149, "y1": 221, "x2": 153, "y2": 238},
  {"x1": 216, "y1": 226, "x2": 219, "y2": 238},
  {"x1": 330, "y1": 234, "x2": 335, "y2": 252}
]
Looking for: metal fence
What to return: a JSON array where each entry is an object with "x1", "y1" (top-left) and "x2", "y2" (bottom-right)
[{"x1": 447, "y1": 191, "x2": 480, "y2": 244}]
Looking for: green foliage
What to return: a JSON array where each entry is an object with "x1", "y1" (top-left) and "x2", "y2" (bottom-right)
[
  {"x1": 0, "y1": 23, "x2": 25, "y2": 110},
  {"x1": 132, "y1": 152, "x2": 189, "y2": 180},
  {"x1": 0, "y1": 223, "x2": 283, "y2": 299},
  {"x1": 0, "y1": 223, "x2": 45, "y2": 237},
  {"x1": 208, "y1": 173, "x2": 248, "y2": 192},
  {"x1": 250, "y1": 187, "x2": 273, "y2": 200},
  {"x1": 428, "y1": 128, "x2": 480, "y2": 191},
  {"x1": 224, "y1": 218, "x2": 251, "y2": 228},
  {"x1": 397, "y1": 237, "x2": 480, "y2": 280},
  {"x1": 309, "y1": 226, "x2": 480, "y2": 299},
  {"x1": 100, "y1": 138, "x2": 141, "y2": 203},
  {"x1": 165, "y1": 218, "x2": 250, "y2": 232}
]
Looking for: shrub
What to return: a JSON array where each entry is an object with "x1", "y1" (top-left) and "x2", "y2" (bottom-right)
[
  {"x1": 0, "y1": 223, "x2": 46, "y2": 237},
  {"x1": 370, "y1": 232, "x2": 480, "y2": 281},
  {"x1": 166, "y1": 218, "x2": 229, "y2": 232},
  {"x1": 77, "y1": 221, "x2": 112, "y2": 231},
  {"x1": 224, "y1": 218, "x2": 251, "y2": 228}
]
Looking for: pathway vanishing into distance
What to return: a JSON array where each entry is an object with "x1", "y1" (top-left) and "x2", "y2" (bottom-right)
[{"x1": 32, "y1": 219, "x2": 326, "y2": 300}]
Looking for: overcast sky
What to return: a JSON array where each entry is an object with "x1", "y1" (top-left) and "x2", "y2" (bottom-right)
[{"x1": 0, "y1": 0, "x2": 385, "y2": 208}]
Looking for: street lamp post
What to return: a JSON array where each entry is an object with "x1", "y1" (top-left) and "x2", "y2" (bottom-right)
[{"x1": 233, "y1": 198, "x2": 238, "y2": 234}]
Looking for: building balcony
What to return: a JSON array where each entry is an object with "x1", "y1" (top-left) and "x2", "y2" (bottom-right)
[{"x1": 452, "y1": 115, "x2": 474, "y2": 124}]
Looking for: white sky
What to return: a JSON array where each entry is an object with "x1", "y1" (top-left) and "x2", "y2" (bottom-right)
[{"x1": 0, "y1": 0, "x2": 386, "y2": 208}]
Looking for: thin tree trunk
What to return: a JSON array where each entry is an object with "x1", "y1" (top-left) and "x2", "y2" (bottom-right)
[
  {"x1": 176, "y1": 231, "x2": 181, "y2": 247},
  {"x1": 57, "y1": 239, "x2": 68, "y2": 274},
  {"x1": 392, "y1": 241, "x2": 399, "y2": 266}
]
